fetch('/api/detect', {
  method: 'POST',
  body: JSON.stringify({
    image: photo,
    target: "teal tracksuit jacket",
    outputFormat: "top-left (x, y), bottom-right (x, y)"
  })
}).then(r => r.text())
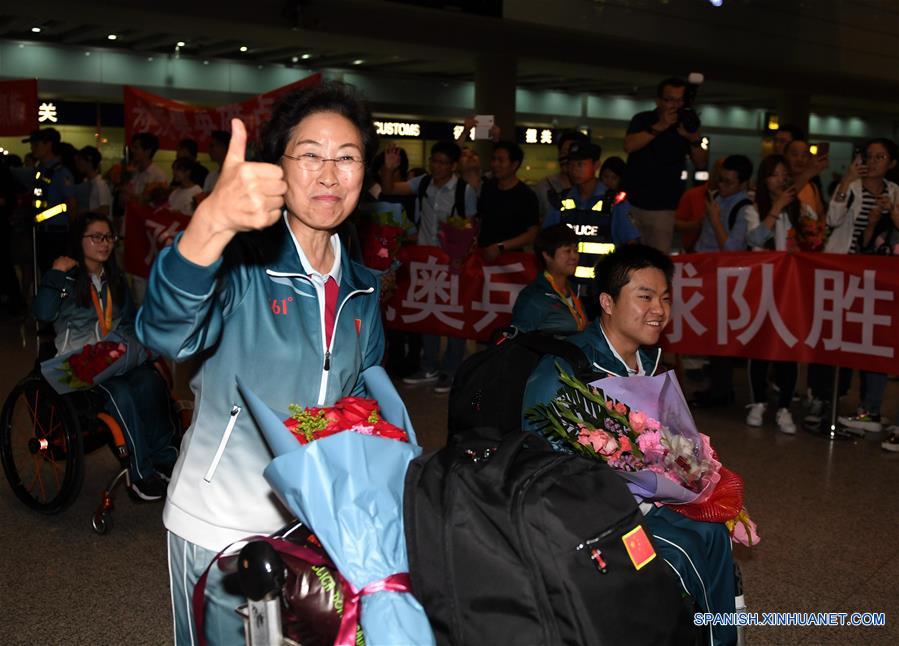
top-left (136, 218), bottom-right (383, 551)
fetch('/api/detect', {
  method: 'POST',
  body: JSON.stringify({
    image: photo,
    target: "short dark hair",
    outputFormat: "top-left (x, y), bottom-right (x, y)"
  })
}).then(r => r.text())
top-left (261, 81), bottom-right (378, 165)
top-left (177, 138), bottom-right (199, 158)
top-left (172, 157), bottom-right (194, 173)
top-left (132, 132), bottom-right (160, 157)
top-left (657, 77), bottom-right (687, 98)
top-left (776, 124), bottom-right (806, 142)
top-left (372, 147), bottom-right (409, 177)
top-left (210, 130), bottom-right (231, 148)
top-left (77, 145), bottom-right (102, 170)
top-left (865, 137), bottom-right (898, 162)
top-left (599, 156), bottom-right (626, 179)
top-left (557, 130), bottom-right (589, 152)
top-left (534, 224), bottom-right (579, 270)
top-left (722, 154), bottom-right (753, 183)
top-left (595, 244), bottom-right (674, 301)
top-left (493, 140), bottom-right (524, 166)
top-left (430, 140), bottom-right (461, 163)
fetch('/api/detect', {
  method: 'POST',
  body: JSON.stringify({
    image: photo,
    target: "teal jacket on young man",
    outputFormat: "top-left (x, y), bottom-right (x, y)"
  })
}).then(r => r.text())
top-left (136, 216), bottom-right (383, 552)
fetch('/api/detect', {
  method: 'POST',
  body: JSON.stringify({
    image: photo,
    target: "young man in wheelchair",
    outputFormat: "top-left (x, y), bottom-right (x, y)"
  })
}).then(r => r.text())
top-left (33, 212), bottom-right (178, 501)
top-left (523, 244), bottom-right (738, 645)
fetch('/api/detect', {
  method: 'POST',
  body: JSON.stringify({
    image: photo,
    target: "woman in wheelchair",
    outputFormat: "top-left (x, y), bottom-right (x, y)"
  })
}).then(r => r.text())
top-left (33, 212), bottom-right (177, 501)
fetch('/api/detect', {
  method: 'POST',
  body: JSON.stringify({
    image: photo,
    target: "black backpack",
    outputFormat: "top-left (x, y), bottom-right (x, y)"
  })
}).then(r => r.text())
top-left (403, 430), bottom-right (698, 645)
top-left (447, 331), bottom-right (596, 442)
top-left (727, 198), bottom-right (753, 230)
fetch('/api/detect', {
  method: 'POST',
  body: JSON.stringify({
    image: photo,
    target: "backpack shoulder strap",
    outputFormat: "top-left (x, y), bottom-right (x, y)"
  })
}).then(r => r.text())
top-left (514, 332), bottom-right (595, 380)
top-left (453, 178), bottom-right (468, 216)
top-left (728, 198), bottom-right (753, 230)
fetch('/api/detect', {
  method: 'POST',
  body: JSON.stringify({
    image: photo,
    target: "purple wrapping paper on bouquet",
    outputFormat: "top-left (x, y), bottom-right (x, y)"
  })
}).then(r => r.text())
top-left (589, 370), bottom-right (719, 505)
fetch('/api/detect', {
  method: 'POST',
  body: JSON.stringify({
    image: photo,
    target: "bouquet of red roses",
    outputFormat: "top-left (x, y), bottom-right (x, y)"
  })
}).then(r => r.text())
top-left (284, 396), bottom-right (409, 445)
top-left (59, 340), bottom-right (127, 389)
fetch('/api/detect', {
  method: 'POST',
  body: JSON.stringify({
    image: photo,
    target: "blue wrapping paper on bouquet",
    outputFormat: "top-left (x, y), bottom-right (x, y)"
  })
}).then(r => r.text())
top-left (40, 331), bottom-right (152, 395)
top-left (237, 367), bottom-right (435, 646)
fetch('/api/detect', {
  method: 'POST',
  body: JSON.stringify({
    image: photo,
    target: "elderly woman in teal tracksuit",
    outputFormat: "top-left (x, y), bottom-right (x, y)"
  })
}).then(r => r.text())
top-left (522, 245), bottom-right (737, 645)
top-left (511, 224), bottom-right (588, 336)
top-left (34, 212), bottom-right (176, 501)
top-left (136, 84), bottom-right (385, 644)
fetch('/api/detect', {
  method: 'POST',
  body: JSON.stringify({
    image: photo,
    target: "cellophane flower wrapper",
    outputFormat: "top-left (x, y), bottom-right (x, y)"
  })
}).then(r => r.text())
top-left (589, 370), bottom-right (721, 505)
top-left (437, 219), bottom-right (478, 274)
top-left (237, 368), bottom-right (434, 646)
top-left (40, 331), bottom-right (151, 394)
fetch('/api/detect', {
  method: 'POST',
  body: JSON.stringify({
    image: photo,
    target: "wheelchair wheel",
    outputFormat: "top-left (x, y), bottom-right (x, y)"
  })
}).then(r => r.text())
top-left (0, 375), bottom-right (84, 513)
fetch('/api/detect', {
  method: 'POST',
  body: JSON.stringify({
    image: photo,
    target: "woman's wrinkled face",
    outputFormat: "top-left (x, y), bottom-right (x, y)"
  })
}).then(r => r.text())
top-left (281, 111), bottom-right (365, 232)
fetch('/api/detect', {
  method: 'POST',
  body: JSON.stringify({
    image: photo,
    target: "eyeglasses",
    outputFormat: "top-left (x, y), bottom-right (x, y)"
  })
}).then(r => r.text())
top-left (83, 233), bottom-right (119, 244)
top-left (864, 153), bottom-right (890, 162)
top-left (282, 152), bottom-right (364, 173)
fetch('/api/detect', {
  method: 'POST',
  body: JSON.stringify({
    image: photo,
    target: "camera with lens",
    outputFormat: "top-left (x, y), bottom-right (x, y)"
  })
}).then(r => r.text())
top-left (678, 72), bottom-right (704, 133)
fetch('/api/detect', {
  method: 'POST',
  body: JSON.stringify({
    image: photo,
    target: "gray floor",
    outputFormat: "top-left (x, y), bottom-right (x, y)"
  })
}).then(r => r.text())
top-left (0, 316), bottom-right (896, 645)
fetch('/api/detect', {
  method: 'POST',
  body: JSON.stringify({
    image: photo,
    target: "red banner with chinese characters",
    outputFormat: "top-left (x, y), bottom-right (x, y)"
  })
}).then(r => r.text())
top-left (663, 252), bottom-right (899, 373)
top-left (384, 248), bottom-right (899, 373)
top-left (123, 74), bottom-right (321, 151)
top-left (384, 245), bottom-right (539, 343)
top-left (122, 204), bottom-right (191, 278)
top-left (0, 79), bottom-right (38, 136)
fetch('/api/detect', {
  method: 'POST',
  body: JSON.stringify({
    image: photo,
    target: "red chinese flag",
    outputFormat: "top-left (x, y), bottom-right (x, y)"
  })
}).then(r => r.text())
top-left (622, 525), bottom-right (656, 571)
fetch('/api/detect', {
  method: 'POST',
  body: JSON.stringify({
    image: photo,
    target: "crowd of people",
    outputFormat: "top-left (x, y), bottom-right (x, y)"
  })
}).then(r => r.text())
top-left (0, 75), bottom-right (897, 643)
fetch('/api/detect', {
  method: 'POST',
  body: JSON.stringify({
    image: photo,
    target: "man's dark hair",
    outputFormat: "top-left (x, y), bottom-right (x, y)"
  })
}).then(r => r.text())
top-left (722, 154), bottom-right (753, 184)
top-left (493, 140), bottom-right (524, 167)
top-left (776, 124), bottom-right (806, 142)
top-left (372, 148), bottom-right (409, 177)
top-left (599, 156), bottom-right (626, 179)
top-left (864, 137), bottom-right (898, 162)
top-left (595, 244), bottom-right (674, 300)
top-left (430, 140), bottom-right (461, 163)
top-left (534, 224), bottom-right (579, 269)
top-left (210, 130), bottom-right (232, 148)
top-left (557, 130), bottom-right (589, 153)
top-left (178, 138), bottom-right (199, 159)
top-left (132, 132), bottom-right (160, 157)
top-left (77, 145), bottom-right (102, 170)
top-left (261, 81), bottom-right (378, 164)
top-left (657, 77), bottom-right (687, 98)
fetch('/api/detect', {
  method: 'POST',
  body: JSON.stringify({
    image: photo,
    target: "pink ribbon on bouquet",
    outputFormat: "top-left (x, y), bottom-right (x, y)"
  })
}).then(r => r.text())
top-left (335, 572), bottom-right (413, 646)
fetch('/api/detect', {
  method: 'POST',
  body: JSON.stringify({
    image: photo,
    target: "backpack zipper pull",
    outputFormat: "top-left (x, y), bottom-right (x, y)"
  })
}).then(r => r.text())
top-left (590, 548), bottom-right (608, 574)
top-left (323, 350), bottom-right (331, 371)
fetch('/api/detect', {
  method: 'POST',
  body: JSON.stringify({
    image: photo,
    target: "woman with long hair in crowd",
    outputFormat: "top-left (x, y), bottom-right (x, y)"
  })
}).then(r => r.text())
top-left (33, 212), bottom-right (177, 499)
top-left (742, 154), bottom-right (824, 434)
top-left (136, 83), bottom-right (387, 644)
top-left (825, 138), bottom-right (899, 448)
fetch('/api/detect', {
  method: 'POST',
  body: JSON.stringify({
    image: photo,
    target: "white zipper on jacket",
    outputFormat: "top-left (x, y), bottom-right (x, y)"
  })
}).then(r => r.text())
top-left (204, 404), bottom-right (242, 482)
top-left (264, 269), bottom-right (373, 406)
top-left (318, 287), bottom-right (374, 405)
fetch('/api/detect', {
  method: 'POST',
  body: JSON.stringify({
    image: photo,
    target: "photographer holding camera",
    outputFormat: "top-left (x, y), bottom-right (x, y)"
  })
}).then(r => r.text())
top-left (624, 77), bottom-right (709, 254)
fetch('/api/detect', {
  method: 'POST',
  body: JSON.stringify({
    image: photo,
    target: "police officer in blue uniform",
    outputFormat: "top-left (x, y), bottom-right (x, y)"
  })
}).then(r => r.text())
top-left (543, 141), bottom-right (640, 318)
top-left (24, 128), bottom-right (75, 272)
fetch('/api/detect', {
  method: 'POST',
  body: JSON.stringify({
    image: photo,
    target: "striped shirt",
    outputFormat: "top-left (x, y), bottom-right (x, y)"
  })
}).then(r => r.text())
top-left (852, 184), bottom-right (883, 254)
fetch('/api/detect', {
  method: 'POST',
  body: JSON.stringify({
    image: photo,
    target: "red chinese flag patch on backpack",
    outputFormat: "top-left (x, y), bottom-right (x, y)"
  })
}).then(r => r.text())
top-left (622, 525), bottom-right (656, 571)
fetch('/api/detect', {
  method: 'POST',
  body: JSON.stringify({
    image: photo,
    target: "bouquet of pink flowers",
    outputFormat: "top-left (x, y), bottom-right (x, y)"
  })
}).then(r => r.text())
top-left (527, 365), bottom-right (758, 546)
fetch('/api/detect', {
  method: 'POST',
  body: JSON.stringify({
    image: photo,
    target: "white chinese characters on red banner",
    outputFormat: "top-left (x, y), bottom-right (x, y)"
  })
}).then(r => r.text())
top-left (664, 252), bottom-right (898, 374)
top-left (122, 204), bottom-right (192, 278)
top-left (123, 74), bottom-right (321, 151)
top-left (384, 246), bottom-right (538, 342)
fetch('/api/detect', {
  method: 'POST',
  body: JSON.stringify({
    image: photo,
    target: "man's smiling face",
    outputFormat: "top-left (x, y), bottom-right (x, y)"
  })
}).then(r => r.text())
top-left (602, 266), bottom-right (671, 348)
